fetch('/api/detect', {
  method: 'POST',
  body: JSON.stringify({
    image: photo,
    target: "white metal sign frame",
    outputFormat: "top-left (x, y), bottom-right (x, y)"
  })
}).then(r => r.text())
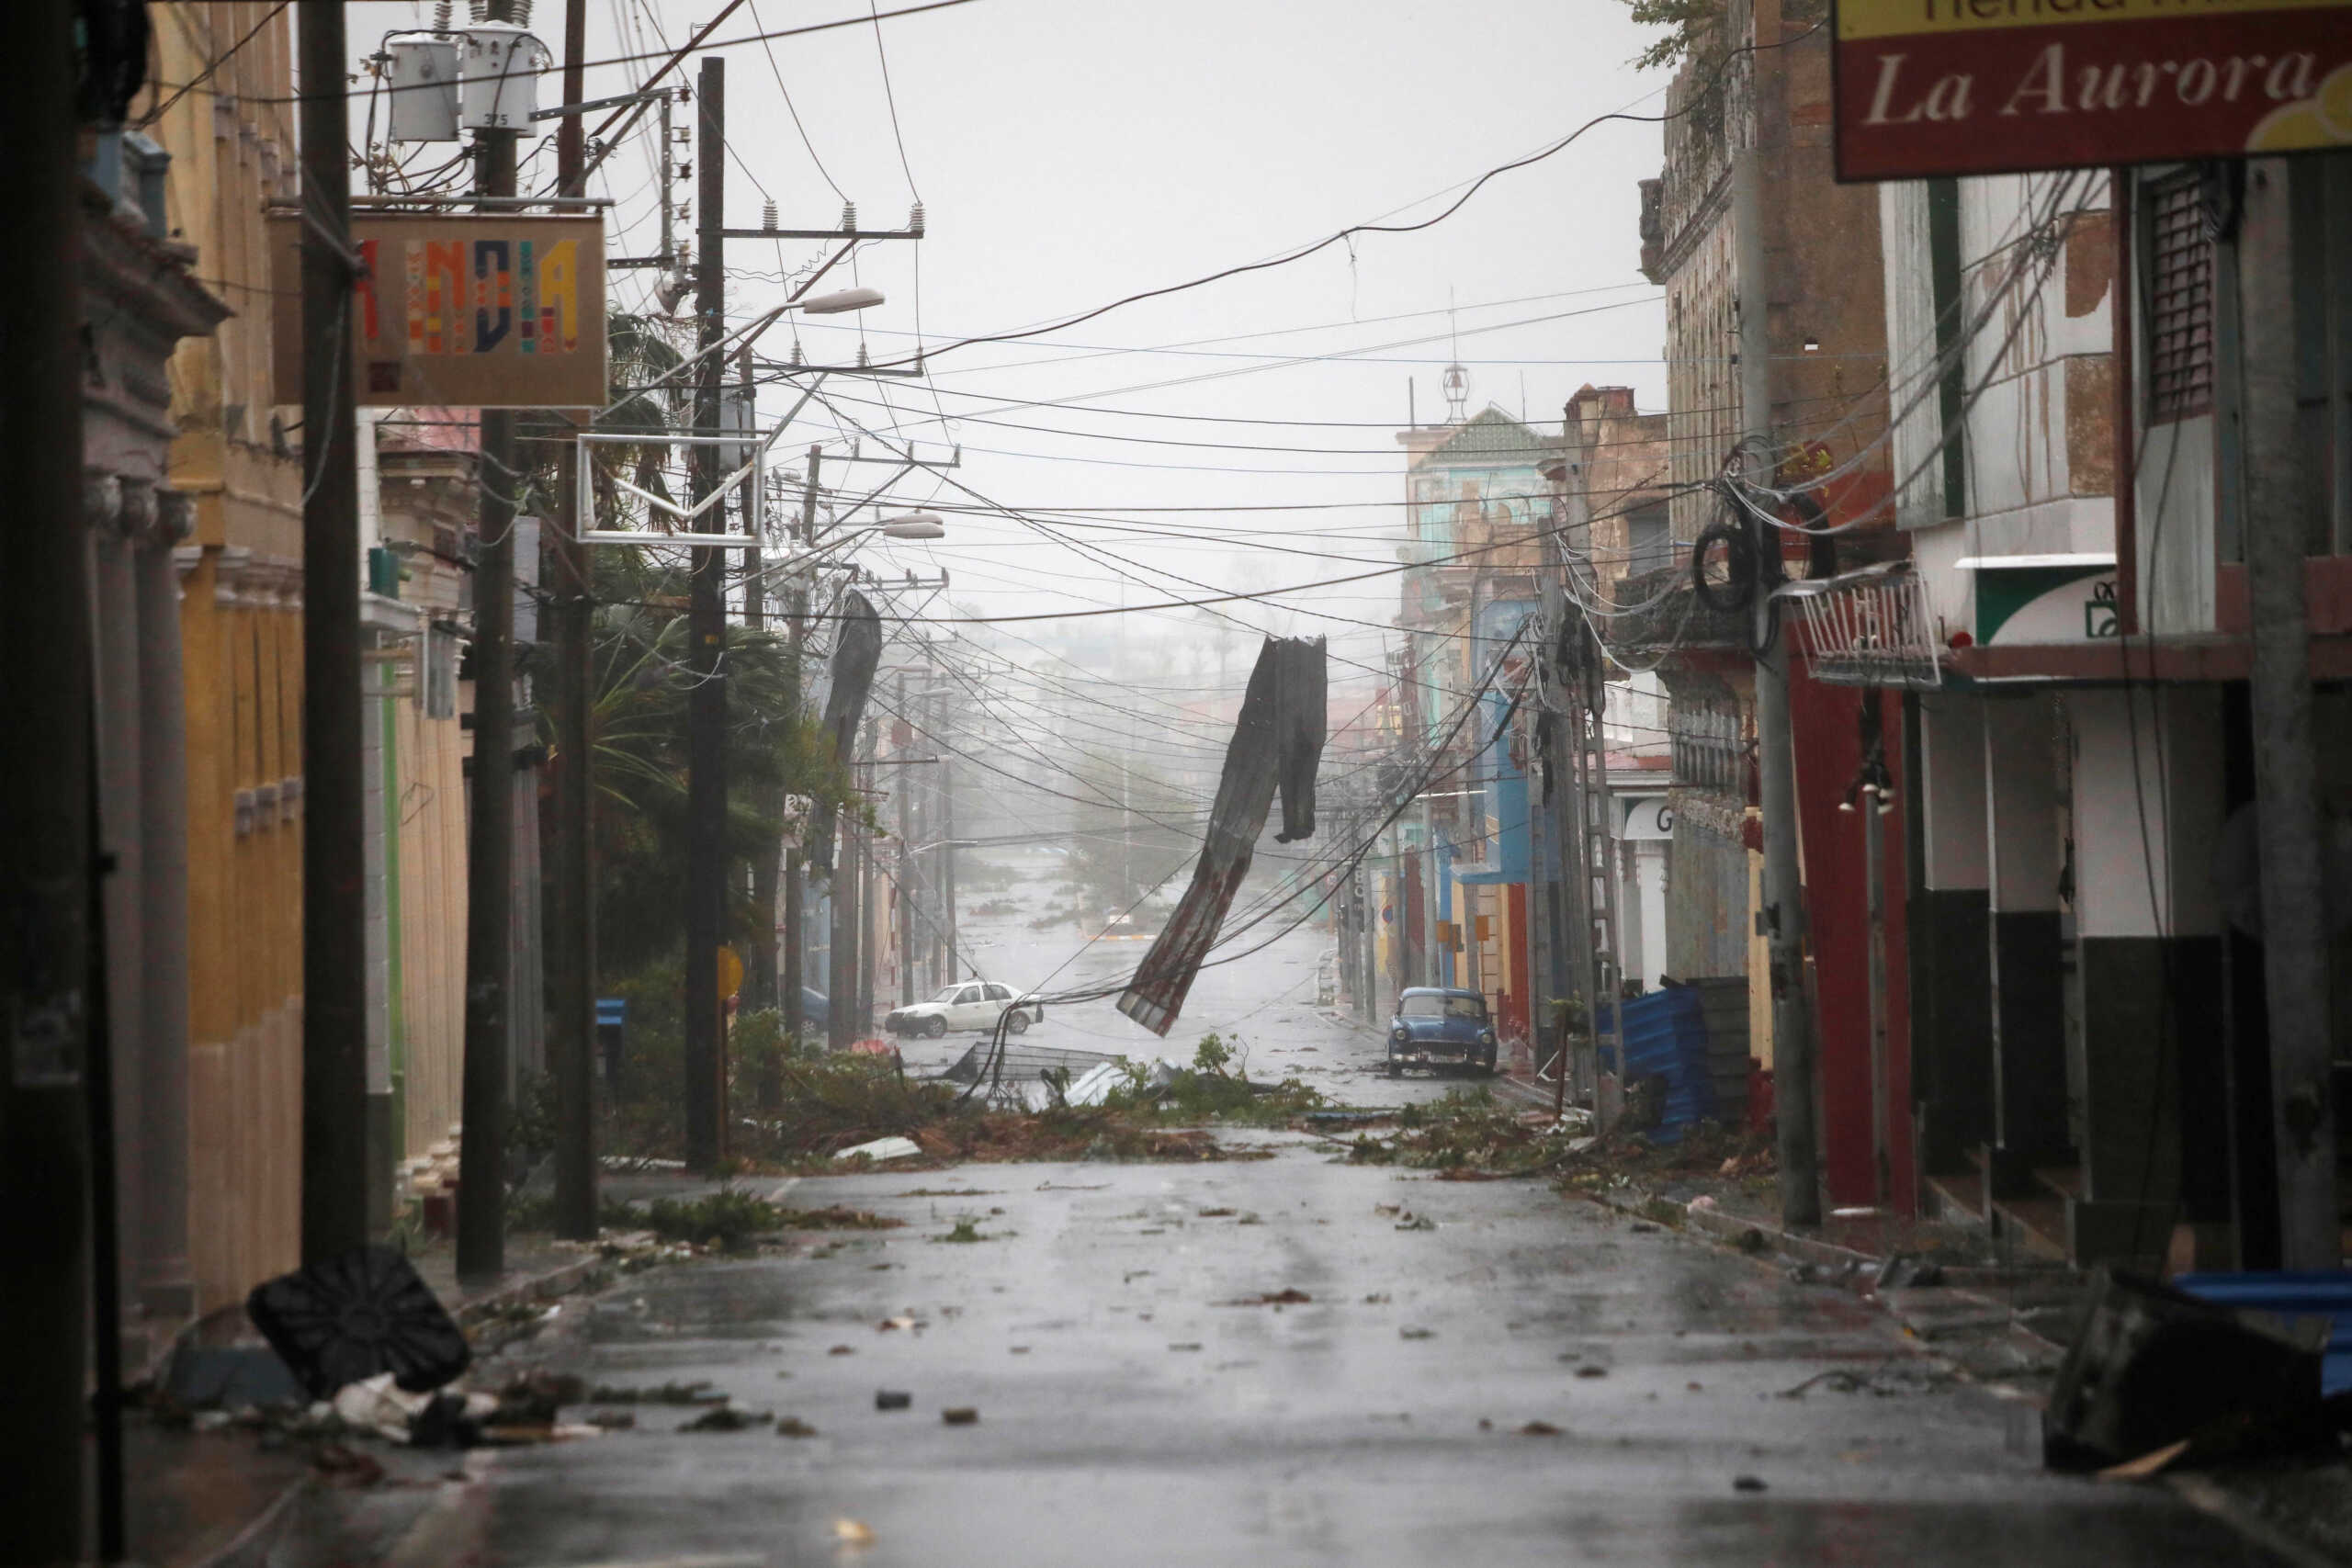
top-left (573, 425), bottom-right (788, 548)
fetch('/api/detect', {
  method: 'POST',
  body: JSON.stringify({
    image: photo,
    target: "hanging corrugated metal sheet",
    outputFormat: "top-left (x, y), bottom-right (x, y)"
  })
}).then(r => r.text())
top-left (1597, 986), bottom-right (1716, 1143)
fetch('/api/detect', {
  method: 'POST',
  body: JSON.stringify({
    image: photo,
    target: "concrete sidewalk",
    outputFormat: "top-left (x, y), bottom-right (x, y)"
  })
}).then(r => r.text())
top-left (133, 1236), bottom-right (624, 1568)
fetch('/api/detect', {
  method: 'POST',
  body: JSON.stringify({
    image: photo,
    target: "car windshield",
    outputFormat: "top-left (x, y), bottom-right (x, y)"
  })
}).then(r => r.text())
top-left (1399, 995), bottom-right (1446, 1018)
top-left (929, 987), bottom-right (964, 1003)
top-left (1446, 996), bottom-right (1487, 1021)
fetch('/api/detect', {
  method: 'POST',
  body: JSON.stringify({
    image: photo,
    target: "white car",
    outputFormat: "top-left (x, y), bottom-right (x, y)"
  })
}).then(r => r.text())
top-left (884, 980), bottom-right (1044, 1039)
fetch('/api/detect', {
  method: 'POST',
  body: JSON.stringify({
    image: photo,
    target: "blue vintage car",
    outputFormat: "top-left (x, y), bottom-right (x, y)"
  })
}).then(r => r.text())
top-left (1385, 987), bottom-right (1498, 1077)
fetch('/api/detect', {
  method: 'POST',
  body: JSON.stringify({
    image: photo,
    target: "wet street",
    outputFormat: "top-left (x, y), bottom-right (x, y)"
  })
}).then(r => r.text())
top-left (293, 1068), bottom-right (2285, 1566)
top-left (250, 852), bottom-right (2298, 1566)
top-left (888, 845), bottom-right (1447, 1111)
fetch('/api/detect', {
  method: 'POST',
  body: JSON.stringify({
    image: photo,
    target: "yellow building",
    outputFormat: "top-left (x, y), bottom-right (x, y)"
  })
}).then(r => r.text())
top-left (149, 4), bottom-right (306, 1314)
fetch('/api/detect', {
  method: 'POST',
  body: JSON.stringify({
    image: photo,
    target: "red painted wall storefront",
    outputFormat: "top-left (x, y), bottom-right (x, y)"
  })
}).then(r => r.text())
top-left (1788, 671), bottom-right (1917, 1214)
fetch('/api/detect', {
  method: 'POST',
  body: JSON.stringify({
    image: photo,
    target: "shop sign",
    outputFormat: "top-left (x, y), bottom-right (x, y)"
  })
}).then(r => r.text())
top-left (1960, 554), bottom-right (2121, 644)
top-left (272, 214), bottom-right (606, 408)
top-left (1835, 0), bottom-right (2352, 181)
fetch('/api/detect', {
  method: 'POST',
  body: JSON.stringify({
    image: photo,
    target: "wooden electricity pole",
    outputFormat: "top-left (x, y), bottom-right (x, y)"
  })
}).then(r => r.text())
top-left (546, 0), bottom-right (599, 1244)
top-left (457, 0), bottom-right (527, 1282)
top-left (682, 55), bottom-right (728, 1168)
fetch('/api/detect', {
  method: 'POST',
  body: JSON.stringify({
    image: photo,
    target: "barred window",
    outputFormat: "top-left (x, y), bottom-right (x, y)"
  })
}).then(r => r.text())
top-left (2145, 174), bottom-right (2213, 423)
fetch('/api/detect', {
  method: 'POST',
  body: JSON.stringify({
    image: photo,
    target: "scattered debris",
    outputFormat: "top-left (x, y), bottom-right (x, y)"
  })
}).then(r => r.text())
top-left (832, 1517), bottom-right (876, 1546)
top-left (1224, 1289), bottom-right (1312, 1306)
top-left (942, 1407), bottom-right (979, 1426)
top-left (245, 1245), bottom-right (470, 1401)
top-left (833, 1134), bottom-right (923, 1165)
top-left (2043, 1269), bottom-right (2333, 1472)
top-left (2098, 1438), bottom-right (2191, 1481)
top-left (1520, 1420), bottom-right (1561, 1437)
top-left (877, 1315), bottom-right (922, 1333)
top-left (1395, 1214), bottom-right (1438, 1233)
top-left (1197, 1208), bottom-right (1237, 1218)
top-left (1628, 1222), bottom-right (1660, 1234)
top-left (1732, 1475), bottom-right (1768, 1493)
top-left (1575, 1366), bottom-right (1608, 1380)
top-left (1399, 1327), bottom-right (1436, 1341)
top-left (1363, 1293), bottom-right (1392, 1305)
top-left (1872, 1254), bottom-right (1947, 1291)
top-left (1169, 1343), bottom-right (1204, 1352)
top-left (875, 1391), bottom-right (912, 1411)
top-left (827, 1346), bottom-right (856, 1357)
top-left (680, 1406), bottom-right (771, 1433)
top-left (776, 1417), bottom-right (819, 1438)
top-left (586, 1410), bottom-right (636, 1430)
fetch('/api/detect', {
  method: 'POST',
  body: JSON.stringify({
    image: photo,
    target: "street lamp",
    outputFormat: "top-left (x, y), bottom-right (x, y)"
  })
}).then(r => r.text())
top-left (876, 511), bottom-right (945, 540)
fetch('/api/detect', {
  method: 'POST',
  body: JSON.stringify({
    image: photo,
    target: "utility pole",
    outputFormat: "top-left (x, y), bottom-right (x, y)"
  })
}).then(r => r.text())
top-left (458, 0), bottom-right (527, 1282)
top-left (943, 748), bottom-right (960, 977)
top-left (780, 448), bottom-right (820, 1055)
top-left (859, 720), bottom-right (878, 1031)
top-left (298, 0), bottom-right (369, 1266)
top-left (2236, 159), bottom-right (2336, 1268)
top-left (742, 355), bottom-right (779, 1019)
top-left (547, 0), bottom-right (598, 1244)
top-left (898, 671), bottom-right (915, 1007)
top-left (682, 55), bottom-right (727, 1169)
top-left (1736, 149), bottom-right (1822, 1229)
top-left (0, 5), bottom-right (91, 1556)
top-left (829, 791), bottom-right (858, 1050)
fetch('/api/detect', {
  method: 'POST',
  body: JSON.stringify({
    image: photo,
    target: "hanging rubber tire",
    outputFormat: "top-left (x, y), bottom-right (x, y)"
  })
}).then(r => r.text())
top-left (1690, 515), bottom-right (1757, 615)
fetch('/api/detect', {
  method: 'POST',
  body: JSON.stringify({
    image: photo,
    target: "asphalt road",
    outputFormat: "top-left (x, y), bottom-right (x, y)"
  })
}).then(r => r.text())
top-left (340, 1161), bottom-right (2283, 1562)
top-left (890, 845), bottom-right (1448, 1111)
top-left (277, 851), bottom-right (2289, 1566)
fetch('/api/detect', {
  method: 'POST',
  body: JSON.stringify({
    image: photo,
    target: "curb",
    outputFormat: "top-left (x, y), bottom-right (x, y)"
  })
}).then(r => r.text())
top-left (451, 1253), bottom-right (611, 1327)
top-left (174, 1251), bottom-right (616, 1568)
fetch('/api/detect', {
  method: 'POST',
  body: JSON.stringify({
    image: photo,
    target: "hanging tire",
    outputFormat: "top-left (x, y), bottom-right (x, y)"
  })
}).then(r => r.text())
top-left (924, 1017), bottom-right (947, 1038)
top-left (1690, 515), bottom-right (1757, 615)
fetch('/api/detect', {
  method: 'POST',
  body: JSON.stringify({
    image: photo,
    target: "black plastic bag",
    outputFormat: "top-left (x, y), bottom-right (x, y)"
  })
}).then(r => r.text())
top-left (244, 1245), bottom-right (470, 1401)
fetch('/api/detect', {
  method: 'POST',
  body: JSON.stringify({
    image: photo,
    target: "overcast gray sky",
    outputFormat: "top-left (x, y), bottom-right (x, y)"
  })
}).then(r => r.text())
top-left (348, 0), bottom-right (1672, 673)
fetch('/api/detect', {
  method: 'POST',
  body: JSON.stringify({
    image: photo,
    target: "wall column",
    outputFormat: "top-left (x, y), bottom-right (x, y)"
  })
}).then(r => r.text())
top-left (90, 489), bottom-right (147, 1317)
top-left (136, 496), bottom-right (195, 1315)
top-left (1910, 696), bottom-right (1993, 1179)
top-left (1983, 696), bottom-right (2071, 1191)
top-left (2067, 685), bottom-right (2225, 1264)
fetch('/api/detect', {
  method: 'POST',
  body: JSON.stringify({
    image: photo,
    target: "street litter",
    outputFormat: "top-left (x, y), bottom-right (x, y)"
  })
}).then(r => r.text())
top-left (875, 1390), bottom-right (912, 1411)
top-left (1169, 1343), bottom-right (1203, 1352)
top-left (1399, 1326), bottom-right (1436, 1340)
top-left (1396, 1213), bottom-right (1437, 1232)
top-left (1732, 1475), bottom-right (1768, 1493)
top-left (776, 1417), bottom-right (820, 1438)
top-left (835, 1136), bottom-right (923, 1164)
top-left (832, 1518), bottom-right (876, 1546)
top-left (1575, 1366), bottom-right (1609, 1379)
top-left (1520, 1420), bottom-right (1561, 1436)
top-left (1222, 1288), bottom-right (1311, 1306)
top-left (245, 1244), bottom-right (470, 1401)
top-left (942, 1407), bottom-right (979, 1425)
top-left (681, 1406), bottom-right (771, 1432)
top-left (332, 1372), bottom-right (432, 1443)
top-left (2042, 1268), bottom-right (2335, 1472)
top-left (877, 1315), bottom-right (922, 1332)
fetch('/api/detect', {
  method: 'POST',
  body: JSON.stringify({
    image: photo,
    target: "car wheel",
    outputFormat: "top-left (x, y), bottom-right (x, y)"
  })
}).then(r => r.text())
top-left (1007, 1011), bottom-right (1029, 1035)
top-left (924, 1017), bottom-right (946, 1038)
